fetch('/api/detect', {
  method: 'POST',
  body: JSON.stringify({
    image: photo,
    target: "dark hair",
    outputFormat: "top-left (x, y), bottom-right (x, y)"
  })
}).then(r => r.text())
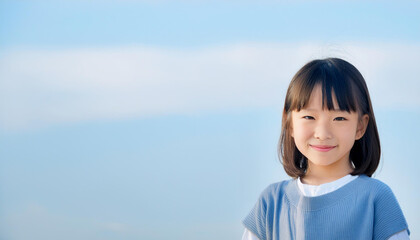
top-left (278, 58), bottom-right (380, 178)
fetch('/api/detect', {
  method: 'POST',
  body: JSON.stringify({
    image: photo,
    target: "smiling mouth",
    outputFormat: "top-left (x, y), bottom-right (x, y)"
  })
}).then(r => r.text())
top-left (310, 145), bottom-right (336, 152)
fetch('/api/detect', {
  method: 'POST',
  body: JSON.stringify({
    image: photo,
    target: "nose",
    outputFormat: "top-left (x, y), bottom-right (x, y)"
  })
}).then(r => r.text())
top-left (314, 121), bottom-right (333, 141)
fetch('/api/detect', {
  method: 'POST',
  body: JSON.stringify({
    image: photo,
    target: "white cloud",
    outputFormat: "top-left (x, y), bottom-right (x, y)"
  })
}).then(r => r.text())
top-left (1, 42), bottom-right (419, 131)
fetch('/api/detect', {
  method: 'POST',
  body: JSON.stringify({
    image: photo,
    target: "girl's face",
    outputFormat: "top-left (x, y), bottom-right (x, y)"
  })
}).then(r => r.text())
top-left (290, 85), bottom-right (369, 175)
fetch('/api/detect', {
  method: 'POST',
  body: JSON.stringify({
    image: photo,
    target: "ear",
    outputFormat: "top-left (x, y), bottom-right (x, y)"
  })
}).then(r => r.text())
top-left (355, 114), bottom-right (369, 140)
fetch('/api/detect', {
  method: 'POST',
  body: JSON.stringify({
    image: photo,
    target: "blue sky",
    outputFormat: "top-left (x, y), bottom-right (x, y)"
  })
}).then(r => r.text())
top-left (1, 1), bottom-right (420, 48)
top-left (0, 1), bottom-right (419, 239)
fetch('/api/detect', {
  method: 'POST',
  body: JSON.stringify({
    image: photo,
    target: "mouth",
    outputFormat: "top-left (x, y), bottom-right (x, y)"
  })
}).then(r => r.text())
top-left (310, 145), bottom-right (336, 152)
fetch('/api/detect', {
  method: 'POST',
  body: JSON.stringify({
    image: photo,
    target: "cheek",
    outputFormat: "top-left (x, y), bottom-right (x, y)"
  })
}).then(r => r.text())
top-left (291, 124), bottom-right (311, 143)
top-left (339, 125), bottom-right (358, 144)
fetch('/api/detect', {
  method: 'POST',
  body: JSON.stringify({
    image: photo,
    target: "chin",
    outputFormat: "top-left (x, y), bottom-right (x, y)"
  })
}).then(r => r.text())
top-left (308, 160), bottom-right (337, 166)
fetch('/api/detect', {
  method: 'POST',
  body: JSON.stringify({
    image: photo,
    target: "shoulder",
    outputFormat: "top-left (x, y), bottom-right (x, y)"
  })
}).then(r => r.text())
top-left (257, 179), bottom-right (294, 204)
top-left (356, 175), bottom-right (396, 198)
top-left (242, 179), bottom-right (295, 239)
top-left (261, 179), bottom-right (293, 195)
top-left (356, 176), bottom-right (410, 239)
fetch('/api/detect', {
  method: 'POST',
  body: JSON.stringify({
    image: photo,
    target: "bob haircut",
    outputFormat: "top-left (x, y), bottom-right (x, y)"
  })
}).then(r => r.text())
top-left (278, 58), bottom-right (380, 178)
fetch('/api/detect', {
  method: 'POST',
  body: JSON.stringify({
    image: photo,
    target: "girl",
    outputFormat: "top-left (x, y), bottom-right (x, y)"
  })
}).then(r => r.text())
top-left (242, 58), bottom-right (410, 240)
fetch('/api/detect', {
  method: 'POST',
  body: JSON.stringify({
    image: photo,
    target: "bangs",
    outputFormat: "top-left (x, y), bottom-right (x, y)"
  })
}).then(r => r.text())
top-left (285, 60), bottom-right (358, 113)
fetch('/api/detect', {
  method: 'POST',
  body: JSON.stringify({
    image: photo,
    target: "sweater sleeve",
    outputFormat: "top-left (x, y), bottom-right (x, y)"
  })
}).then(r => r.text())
top-left (242, 183), bottom-right (277, 240)
top-left (373, 184), bottom-right (410, 240)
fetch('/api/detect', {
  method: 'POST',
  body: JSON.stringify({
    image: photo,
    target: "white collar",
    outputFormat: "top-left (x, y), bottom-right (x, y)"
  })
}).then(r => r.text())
top-left (297, 174), bottom-right (359, 197)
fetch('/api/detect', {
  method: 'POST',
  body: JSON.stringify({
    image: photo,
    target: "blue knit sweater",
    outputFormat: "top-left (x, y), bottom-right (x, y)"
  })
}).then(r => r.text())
top-left (243, 175), bottom-right (409, 240)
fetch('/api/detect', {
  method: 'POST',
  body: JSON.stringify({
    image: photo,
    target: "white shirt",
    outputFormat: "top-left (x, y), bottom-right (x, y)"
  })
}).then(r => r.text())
top-left (242, 175), bottom-right (409, 240)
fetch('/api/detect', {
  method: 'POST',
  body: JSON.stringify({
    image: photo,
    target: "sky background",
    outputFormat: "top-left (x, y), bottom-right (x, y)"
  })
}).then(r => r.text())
top-left (0, 0), bottom-right (419, 239)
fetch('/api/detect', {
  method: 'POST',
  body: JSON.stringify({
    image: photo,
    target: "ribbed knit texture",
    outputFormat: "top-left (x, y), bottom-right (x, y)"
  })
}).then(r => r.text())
top-left (243, 175), bottom-right (409, 240)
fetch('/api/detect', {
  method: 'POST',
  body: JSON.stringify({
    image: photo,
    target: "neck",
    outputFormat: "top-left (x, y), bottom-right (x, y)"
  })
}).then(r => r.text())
top-left (301, 160), bottom-right (354, 186)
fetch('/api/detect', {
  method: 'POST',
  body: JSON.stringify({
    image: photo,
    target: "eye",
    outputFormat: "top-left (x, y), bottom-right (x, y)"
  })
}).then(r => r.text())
top-left (303, 116), bottom-right (315, 120)
top-left (334, 117), bottom-right (347, 121)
